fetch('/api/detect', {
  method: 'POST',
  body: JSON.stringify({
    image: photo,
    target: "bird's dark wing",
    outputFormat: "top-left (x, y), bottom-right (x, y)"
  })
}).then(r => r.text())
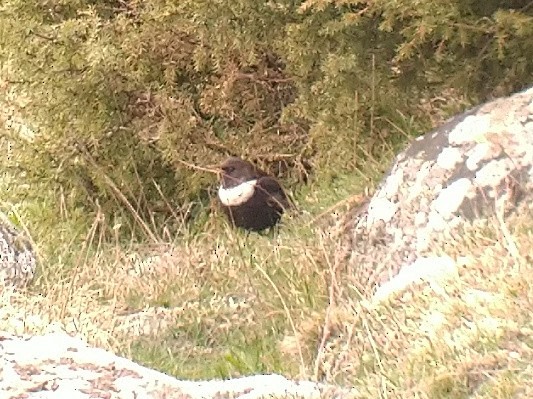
top-left (256, 176), bottom-right (290, 210)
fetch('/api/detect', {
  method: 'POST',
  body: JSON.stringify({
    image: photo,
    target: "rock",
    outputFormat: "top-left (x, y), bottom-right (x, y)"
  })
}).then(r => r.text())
top-left (0, 332), bottom-right (356, 399)
top-left (0, 213), bottom-right (36, 289)
top-left (337, 86), bottom-right (533, 297)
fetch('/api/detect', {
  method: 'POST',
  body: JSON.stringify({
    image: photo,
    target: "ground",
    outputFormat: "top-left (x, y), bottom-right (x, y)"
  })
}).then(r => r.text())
top-left (1, 175), bottom-right (531, 398)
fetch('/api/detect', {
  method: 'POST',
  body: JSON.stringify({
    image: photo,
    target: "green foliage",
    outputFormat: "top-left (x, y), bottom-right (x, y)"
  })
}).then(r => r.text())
top-left (131, 332), bottom-right (288, 380)
top-left (277, 0), bottom-right (533, 172)
top-left (1, 0), bottom-right (531, 232)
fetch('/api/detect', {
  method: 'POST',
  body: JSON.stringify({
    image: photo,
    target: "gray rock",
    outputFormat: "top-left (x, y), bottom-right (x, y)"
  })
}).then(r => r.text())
top-left (0, 332), bottom-right (356, 399)
top-left (0, 213), bottom-right (36, 288)
top-left (337, 87), bottom-right (533, 296)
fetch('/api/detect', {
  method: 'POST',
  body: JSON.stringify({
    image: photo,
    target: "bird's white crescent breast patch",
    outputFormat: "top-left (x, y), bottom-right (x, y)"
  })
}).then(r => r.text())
top-left (218, 180), bottom-right (257, 206)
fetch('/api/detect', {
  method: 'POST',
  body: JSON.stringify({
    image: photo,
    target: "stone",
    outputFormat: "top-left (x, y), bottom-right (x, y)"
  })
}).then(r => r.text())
top-left (0, 332), bottom-right (356, 399)
top-left (336, 87), bottom-right (533, 296)
top-left (0, 213), bottom-right (36, 289)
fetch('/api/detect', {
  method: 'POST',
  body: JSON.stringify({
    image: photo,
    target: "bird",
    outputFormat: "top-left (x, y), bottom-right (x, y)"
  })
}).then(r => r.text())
top-left (218, 157), bottom-right (291, 231)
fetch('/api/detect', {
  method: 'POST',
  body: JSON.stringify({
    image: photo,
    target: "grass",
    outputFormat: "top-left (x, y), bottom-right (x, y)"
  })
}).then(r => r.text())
top-left (2, 169), bottom-right (531, 398)
top-left (0, 164), bottom-right (366, 368)
top-left (2, 31), bottom-right (530, 396)
top-left (1, 115), bottom-right (532, 397)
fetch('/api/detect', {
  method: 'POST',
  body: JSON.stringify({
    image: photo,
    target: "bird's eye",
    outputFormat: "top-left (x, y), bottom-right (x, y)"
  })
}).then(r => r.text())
top-left (223, 166), bottom-right (235, 173)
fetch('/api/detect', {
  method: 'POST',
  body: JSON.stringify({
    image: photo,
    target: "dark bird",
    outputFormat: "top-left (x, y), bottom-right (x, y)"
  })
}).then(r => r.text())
top-left (218, 157), bottom-right (290, 231)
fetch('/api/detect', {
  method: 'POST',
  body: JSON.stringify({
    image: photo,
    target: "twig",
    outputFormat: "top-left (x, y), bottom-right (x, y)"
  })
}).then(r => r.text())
top-left (176, 159), bottom-right (219, 175)
top-left (305, 194), bottom-right (367, 227)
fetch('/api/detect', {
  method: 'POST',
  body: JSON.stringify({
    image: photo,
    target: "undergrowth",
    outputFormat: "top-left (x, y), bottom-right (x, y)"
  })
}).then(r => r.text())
top-left (1, 109), bottom-right (531, 398)
top-left (1, 165), bottom-right (532, 398)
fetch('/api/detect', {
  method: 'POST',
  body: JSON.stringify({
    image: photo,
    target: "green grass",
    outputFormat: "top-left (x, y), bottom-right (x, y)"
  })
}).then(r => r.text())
top-left (2, 124), bottom-right (532, 397)
top-left (114, 219), bottom-right (333, 379)
top-left (131, 326), bottom-right (290, 380)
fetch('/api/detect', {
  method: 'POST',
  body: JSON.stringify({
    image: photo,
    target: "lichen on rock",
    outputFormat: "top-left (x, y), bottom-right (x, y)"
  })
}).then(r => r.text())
top-left (337, 87), bottom-right (533, 297)
top-left (0, 332), bottom-right (355, 399)
top-left (0, 213), bottom-right (36, 289)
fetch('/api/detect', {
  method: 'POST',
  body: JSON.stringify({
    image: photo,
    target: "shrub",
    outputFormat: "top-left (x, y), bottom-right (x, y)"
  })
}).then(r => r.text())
top-left (1, 0), bottom-right (531, 232)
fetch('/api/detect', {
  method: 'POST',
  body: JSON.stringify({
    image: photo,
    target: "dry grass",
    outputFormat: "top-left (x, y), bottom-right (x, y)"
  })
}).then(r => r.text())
top-left (0, 202), bottom-right (334, 379)
top-left (1, 189), bottom-right (531, 398)
top-left (1, 112), bottom-right (531, 396)
top-left (299, 208), bottom-right (532, 398)
top-left (2, 40), bottom-right (530, 396)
